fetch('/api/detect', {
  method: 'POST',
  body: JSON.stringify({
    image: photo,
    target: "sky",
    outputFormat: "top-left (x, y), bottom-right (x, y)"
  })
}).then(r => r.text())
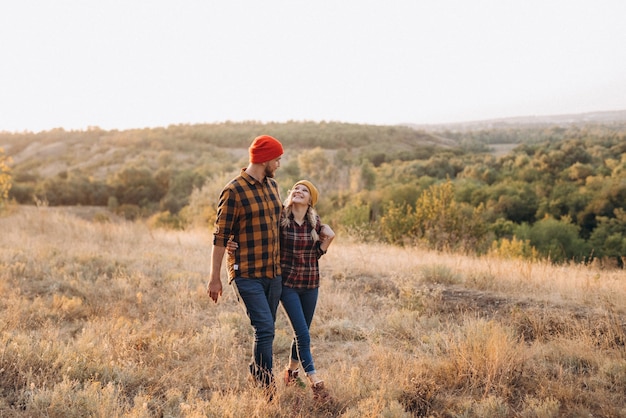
top-left (1, 0), bottom-right (626, 133)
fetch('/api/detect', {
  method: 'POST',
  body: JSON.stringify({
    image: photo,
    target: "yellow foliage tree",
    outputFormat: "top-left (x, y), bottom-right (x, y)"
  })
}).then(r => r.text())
top-left (379, 201), bottom-right (414, 245)
top-left (0, 147), bottom-right (12, 208)
top-left (413, 179), bottom-right (487, 251)
top-left (488, 237), bottom-right (539, 261)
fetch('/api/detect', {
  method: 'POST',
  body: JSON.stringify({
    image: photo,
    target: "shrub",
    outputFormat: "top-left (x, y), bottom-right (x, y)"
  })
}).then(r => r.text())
top-left (0, 147), bottom-right (12, 209)
top-left (114, 204), bottom-right (142, 221)
top-left (517, 216), bottom-right (589, 263)
top-left (489, 237), bottom-right (539, 261)
top-left (147, 211), bottom-right (186, 230)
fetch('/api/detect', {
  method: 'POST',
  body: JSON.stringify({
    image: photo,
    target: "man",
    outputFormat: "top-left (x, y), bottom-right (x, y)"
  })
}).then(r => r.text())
top-left (207, 134), bottom-right (284, 399)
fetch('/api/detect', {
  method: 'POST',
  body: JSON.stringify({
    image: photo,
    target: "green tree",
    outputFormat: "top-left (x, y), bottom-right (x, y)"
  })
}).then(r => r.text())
top-left (517, 216), bottom-right (589, 263)
top-left (110, 167), bottom-right (164, 208)
top-left (181, 169), bottom-right (238, 228)
top-left (158, 169), bottom-right (205, 214)
top-left (486, 182), bottom-right (539, 224)
top-left (35, 172), bottom-right (109, 206)
top-left (332, 196), bottom-right (375, 239)
top-left (360, 160), bottom-right (376, 191)
top-left (588, 209), bottom-right (626, 263)
top-left (538, 181), bottom-right (590, 222)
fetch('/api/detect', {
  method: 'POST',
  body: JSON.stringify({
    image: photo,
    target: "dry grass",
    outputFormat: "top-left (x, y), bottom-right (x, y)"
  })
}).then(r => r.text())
top-left (1, 206), bottom-right (625, 417)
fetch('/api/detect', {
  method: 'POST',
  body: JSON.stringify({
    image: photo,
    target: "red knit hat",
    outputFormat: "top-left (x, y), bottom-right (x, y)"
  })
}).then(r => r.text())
top-left (249, 135), bottom-right (284, 163)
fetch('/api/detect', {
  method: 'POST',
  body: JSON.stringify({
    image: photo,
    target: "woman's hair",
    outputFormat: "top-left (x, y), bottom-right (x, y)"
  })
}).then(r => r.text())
top-left (282, 197), bottom-right (320, 242)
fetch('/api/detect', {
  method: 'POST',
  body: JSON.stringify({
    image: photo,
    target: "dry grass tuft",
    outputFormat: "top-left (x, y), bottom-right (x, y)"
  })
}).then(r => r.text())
top-left (1, 206), bottom-right (626, 417)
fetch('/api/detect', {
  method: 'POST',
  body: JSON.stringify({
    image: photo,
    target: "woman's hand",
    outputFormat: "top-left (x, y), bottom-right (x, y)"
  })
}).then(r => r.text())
top-left (226, 239), bottom-right (238, 254)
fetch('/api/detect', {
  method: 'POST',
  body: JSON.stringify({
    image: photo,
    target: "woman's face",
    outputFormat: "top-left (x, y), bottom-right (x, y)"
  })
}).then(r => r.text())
top-left (289, 184), bottom-right (311, 206)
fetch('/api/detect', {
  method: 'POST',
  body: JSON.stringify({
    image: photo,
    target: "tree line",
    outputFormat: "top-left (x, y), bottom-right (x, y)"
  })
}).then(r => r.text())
top-left (2, 122), bottom-right (625, 265)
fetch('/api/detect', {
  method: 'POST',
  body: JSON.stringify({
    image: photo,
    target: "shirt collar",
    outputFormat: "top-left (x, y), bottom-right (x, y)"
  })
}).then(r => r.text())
top-left (241, 168), bottom-right (264, 185)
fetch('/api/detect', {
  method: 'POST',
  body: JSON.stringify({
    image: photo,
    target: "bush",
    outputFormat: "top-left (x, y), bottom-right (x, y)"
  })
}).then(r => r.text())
top-left (0, 148), bottom-right (12, 209)
top-left (517, 217), bottom-right (589, 263)
top-left (147, 211), bottom-right (186, 230)
top-left (488, 237), bottom-right (538, 261)
top-left (114, 204), bottom-right (142, 221)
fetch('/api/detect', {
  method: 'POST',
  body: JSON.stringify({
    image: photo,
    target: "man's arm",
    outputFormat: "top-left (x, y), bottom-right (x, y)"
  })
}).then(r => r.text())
top-left (207, 244), bottom-right (227, 303)
top-left (319, 224), bottom-right (335, 253)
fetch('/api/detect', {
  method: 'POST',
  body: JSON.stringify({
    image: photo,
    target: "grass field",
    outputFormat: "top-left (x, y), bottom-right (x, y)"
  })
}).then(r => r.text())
top-left (1, 206), bottom-right (625, 417)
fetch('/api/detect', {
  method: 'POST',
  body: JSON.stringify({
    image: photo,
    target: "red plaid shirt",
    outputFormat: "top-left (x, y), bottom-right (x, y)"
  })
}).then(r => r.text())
top-left (280, 212), bottom-right (326, 289)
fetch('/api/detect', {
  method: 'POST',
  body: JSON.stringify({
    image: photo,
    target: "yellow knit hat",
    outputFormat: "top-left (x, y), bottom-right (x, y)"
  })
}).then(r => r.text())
top-left (293, 180), bottom-right (318, 207)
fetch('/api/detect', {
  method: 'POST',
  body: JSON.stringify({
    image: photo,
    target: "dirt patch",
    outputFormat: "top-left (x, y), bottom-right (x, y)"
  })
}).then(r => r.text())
top-left (436, 286), bottom-right (518, 317)
top-left (434, 285), bottom-right (626, 346)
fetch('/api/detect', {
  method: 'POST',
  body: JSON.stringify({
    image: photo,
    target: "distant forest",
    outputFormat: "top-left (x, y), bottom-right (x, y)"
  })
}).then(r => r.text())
top-left (2, 120), bottom-right (626, 265)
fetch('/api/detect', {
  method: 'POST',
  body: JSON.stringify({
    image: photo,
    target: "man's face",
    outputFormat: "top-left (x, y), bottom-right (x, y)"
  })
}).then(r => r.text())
top-left (264, 156), bottom-right (281, 178)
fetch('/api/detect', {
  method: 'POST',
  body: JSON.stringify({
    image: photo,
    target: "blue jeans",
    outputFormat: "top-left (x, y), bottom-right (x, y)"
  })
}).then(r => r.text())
top-left (280, 285), bottom-right (319, 375)
top-left (232, 276), bottom-right (282, 386)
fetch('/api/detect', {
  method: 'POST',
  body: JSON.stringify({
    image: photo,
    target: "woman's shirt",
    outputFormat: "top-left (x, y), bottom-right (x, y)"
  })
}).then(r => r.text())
top-left (280, 212), bottom-right (325, 289)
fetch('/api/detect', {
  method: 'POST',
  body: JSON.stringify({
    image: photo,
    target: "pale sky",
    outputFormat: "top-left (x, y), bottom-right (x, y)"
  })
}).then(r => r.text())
top-left (1, 0), bottom-right (625, 133)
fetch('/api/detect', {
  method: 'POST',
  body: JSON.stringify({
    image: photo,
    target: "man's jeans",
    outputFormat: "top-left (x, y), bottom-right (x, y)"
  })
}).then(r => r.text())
top-left (280, 285), bottom-right (319, 375)
top-left (232, 276), bottom-right (282, 386)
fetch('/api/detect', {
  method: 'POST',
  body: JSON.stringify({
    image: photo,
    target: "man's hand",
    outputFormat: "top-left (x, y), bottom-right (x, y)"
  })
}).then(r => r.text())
top-left (208, 244), bottom-right (227, 303)
top-left (207, 277), bottom-right (223, 303)
top-left (319, 224), bottom-right (335, 254)
top-left (320, 224), bottom-right (335, 241)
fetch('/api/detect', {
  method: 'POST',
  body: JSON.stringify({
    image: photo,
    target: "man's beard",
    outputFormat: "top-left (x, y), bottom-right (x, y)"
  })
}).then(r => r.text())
top-left (264, 165), bottom-right (275, 178)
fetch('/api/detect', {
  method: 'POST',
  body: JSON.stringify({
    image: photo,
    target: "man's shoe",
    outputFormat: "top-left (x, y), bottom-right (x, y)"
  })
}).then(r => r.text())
top-left (263, 381), bottom-right (277, 402)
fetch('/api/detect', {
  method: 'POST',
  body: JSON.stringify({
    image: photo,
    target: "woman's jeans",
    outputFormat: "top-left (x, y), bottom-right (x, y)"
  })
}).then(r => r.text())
top-left (280, 285), bottom-right (319, 375)
top-left (233, 276), bottom-right (282, 387)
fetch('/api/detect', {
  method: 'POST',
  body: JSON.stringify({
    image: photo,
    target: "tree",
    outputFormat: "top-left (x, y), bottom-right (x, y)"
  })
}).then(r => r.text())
top-left (297, 147), bottom-right (340, 198)
top-left (411, 180), bottom-right (487, 251)
top-left (379, 201), bottom-right (414, 244)
top-left (0, 148), bottom-right (12, 208)
top-left (110, 167), bottom-right (164, 208)
top-left (486, 182), bottom-right (539, 224)
top-left (159, 169), bottom-right (205, 214)
top-left (588, 208), bottom-right (626, 265)
top-left (517, 216), bottom-right (589, 263)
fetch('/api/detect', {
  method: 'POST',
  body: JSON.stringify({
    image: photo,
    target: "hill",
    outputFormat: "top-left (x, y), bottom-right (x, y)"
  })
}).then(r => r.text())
top-left (0, 122), bottom-right (450, 180)
top-left (2, 114), bottom-right (626, 266)
top-left (4, 110), bottom-right (624, 181)
top-left (406, 109), bottom-right (626, 131)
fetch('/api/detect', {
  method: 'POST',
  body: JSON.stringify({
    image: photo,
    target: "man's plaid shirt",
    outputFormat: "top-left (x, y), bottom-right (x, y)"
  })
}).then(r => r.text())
top-left (213, 169), bottom-right (282, 282)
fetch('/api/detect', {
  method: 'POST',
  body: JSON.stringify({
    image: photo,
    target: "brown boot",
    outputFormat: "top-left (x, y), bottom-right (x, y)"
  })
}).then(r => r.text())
top-left (312, 381), bottom-right (331, 403)
top-left (285, 368), bottom-right (307, 387)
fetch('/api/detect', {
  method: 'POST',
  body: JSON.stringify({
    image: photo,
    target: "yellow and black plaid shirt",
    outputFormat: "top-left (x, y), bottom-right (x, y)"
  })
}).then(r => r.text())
top-left (213, 169), bottom-right (282, 282)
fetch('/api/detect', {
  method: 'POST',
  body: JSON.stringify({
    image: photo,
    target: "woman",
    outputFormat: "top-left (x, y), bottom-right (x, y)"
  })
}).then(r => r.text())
top-left (279, 180), bottom-right (334, 402)
top-left (227, 179), bottom-right (335, 402)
